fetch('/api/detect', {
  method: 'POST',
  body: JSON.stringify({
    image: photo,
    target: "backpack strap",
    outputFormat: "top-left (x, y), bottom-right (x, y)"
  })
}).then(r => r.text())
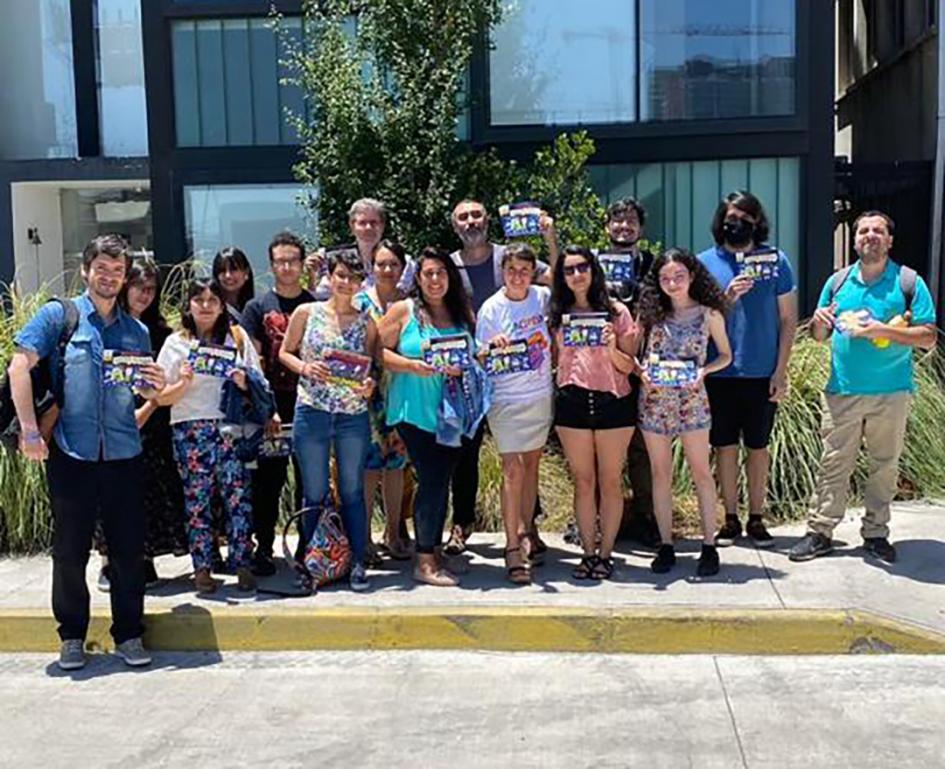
top-left (899, 266), bottom-right (917, 313)
top-left (51, 298), bottom-right (80, 406)
top-left (828, 265), bottom-right (854, 304)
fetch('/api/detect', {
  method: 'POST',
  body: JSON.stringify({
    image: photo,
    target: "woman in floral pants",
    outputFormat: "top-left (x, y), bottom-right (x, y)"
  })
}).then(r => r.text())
top-left (157, 278), bottom-right (263, 594)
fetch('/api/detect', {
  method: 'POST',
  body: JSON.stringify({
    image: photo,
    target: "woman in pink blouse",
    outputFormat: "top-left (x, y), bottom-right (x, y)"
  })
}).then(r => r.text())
top-left (550, 246), bottom-right (639, 581)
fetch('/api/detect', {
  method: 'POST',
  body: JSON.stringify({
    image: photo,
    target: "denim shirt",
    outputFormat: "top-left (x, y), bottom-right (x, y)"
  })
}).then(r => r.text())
top-left (14, 292), bottom-right (151, 461)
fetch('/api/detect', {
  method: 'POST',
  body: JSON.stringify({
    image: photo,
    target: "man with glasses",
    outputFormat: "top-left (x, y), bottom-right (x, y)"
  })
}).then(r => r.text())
top-left (698, 191), bottom-right (798, 549)
top-left (240, 231), bottom-right (314, 576)
top-left (443, 199), bottom-right (559, 556)
top-left (8, 234), bottom-right (166, 670)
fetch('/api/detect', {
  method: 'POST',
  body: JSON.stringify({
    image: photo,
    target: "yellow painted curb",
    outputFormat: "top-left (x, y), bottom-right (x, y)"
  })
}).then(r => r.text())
top-left (2, 606), bottom-right (945, 655)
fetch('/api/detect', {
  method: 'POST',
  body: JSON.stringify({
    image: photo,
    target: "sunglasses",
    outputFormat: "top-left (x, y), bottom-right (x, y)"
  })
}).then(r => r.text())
top-left (563, 262), bottom-right (591, 276)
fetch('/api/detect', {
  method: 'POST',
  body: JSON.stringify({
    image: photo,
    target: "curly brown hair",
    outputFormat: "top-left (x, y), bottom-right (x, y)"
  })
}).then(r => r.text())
top-left (637, 247), bottom-right (728, 330)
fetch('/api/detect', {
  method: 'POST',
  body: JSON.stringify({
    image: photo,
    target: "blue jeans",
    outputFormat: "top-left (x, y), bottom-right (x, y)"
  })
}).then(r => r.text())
top-left (293, 405), bottom-right (370, 562)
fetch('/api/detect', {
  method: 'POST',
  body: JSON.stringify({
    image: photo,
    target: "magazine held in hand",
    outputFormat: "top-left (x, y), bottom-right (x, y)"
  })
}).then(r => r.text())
top-left (323, 349), bottom-right (372, 388)
top-left (598, 252), bottom-right (636, 284)
top-left (499, 202), bottom-right (542, 239)
top-left (735, 247), bottom-right (780, 281)
top-left (188, 340), bottom-right (238, 378)
top-left (485, 336), bottom-right (542, 376)
top-left (259, 424), bottom-right (293, 458)
top-left (561, 312), bottom-right (609, 347)
top-left (646, 354), bottom-right (698, 388)
top-left (103, 350), bottom-right (153, 390)
top-left (421, 334), bottom-right (472, 371)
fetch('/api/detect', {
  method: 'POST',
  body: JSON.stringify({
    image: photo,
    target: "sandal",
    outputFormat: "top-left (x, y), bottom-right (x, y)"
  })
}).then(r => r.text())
top-left (363, 543), bottom-right (384, 570)
top-left (572, 554), bottom-right (598, 580)
top-left (523, 531), bottom-right (546, 567)
top-left (385, 538), bottom-right (413, 561)
top-left (504, 547), bottom-right (531, 585)
top-left (443, 525), bottom-right (469, 556)
top-left (590, 556), bottom-right (615, 581)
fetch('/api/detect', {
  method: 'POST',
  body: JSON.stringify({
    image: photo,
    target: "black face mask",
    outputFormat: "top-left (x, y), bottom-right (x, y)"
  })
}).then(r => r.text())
top-left (722, 218), bottom-right (755, 248)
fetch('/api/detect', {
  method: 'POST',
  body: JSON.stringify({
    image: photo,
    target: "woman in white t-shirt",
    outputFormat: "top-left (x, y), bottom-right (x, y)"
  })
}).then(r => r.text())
top-left (475, 243), bottom-right (553, 585)
top-left (156, 278), bottom-right (263, 595)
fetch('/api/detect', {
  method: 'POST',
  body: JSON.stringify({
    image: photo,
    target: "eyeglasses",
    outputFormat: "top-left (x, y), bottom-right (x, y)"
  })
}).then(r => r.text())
top-left (272, 258), bottom-right (302, 270)
top-left (563, 263), bottom-right (591, 276)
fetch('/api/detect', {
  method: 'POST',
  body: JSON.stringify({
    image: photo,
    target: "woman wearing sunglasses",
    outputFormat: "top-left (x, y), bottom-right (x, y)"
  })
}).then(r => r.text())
top-left (551, 246), bottom-right (639, 581)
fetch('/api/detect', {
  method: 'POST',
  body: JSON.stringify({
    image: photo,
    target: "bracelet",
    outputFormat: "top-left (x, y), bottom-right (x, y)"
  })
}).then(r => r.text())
top-left (22, 429), bottom-right (43, 443)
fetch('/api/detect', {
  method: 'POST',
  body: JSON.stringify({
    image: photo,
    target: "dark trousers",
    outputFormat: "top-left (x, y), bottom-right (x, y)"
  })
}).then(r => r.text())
top-left (397, 423), bottom-right (463, 554)
top-left (450, 421), bottom-right (485, 530)
top-left (47, 444), bottom-right (145, 644)
top-left (253, 390), bottom-right (303, 556)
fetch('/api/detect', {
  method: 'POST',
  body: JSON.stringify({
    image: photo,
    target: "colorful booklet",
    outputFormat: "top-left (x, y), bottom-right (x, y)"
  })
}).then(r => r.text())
top-left (646, 355), bottom-right (698, 388)
top-left (188, 340), bottom-right (238, 378)
top-left (499, 202), bottom-right (542, 239)
top-left (598, 252), bottom-right (636, 284)
top-left (421, 334), bottom-right (472, 371)
top-left (259, 424), bottom-right (293, 458)
top-left (836, 308), bottom-right (874, 336)
top-left (103, 350), bottom-right (152, 390)
top-left (736, 247), bottom-right (780, 281)
top-left (323, 349), bottom-right (372, 387)
top-left (485, 337), bottom-right (542, 377)
top-left (561, 312), bottom-right (609, 347)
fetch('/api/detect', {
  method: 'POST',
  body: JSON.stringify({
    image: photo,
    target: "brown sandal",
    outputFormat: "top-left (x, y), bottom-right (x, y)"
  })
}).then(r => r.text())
top-left (505, 547), bottom-right (531, 585)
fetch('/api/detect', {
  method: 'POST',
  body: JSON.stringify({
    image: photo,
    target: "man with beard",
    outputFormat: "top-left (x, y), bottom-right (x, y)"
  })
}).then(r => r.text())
top-left (790, 211), bottom-right (936, 563)
top-left (444, 199), bottom-right (558, 557)
top-left (698, 191), bottom-right (798, 549)
top-left (598, 198), bottom-right (658, 546)
top-left (241, 231), bottom-right (314, 576)
top-left (9, 234), bottom-right (166, 670)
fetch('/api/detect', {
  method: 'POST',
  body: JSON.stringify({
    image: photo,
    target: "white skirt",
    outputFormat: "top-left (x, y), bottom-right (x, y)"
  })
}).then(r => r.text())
top-left (487, 393), bottom-right (554, 454)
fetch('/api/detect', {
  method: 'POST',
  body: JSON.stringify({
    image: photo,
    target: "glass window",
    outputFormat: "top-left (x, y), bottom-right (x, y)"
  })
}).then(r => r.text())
top-left (95, 0), bottom-right (148, 156)
top-left (589, 156), bottom-right (800, 271)
top-left (0, 0), bottom-right (77, 160)
top-left (640, 0), bottom-right (796, 121)
top-left (172, 18), bottom-right (303, 147)
top-left (184, 184), bottom-right (315, 285)
top-left (489, 0), bottom-right (637, 126)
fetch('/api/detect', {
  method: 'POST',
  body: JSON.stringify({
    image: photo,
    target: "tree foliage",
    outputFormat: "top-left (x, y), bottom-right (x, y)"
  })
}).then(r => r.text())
top-left (279, 0), bottom-right (608, 253)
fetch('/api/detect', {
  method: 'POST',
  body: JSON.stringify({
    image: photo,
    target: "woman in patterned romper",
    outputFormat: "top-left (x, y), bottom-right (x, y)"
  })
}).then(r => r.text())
top-left (637, 248), bottom-right (732, 577)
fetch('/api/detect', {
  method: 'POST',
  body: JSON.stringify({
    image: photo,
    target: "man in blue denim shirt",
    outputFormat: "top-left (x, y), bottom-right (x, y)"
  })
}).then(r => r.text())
top-left (8, 234), bottom-right (165, 671)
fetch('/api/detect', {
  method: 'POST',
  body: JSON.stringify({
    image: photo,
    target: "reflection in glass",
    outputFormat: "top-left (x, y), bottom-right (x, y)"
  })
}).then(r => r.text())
top-left (489, 0), bottom-right (636, 126)
top-left (96, 0), bottom-right (149, 156)
top-left (184, 185), bottom-right (316, 286)
top-left (641, 0), bottom-right (796, 120)
top-left (0, 0), bottom-right (77, 159)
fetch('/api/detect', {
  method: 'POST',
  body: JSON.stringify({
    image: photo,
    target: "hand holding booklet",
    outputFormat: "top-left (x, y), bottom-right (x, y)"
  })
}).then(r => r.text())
top-left (561, 312), bottom-right (609, 347)
top-left (499, 202), bottom-right (542, 239)
top-left (259, 424), bottom-right (293, 458)
top-left (484, 337), bottom-right (541, 376)
top-left (188, 340), bottom-right (238, 378)
top-left (103, 350), bottom-right (153, 390)
top-left (323, 349), bottom-right (372, 387)
top-left (421, 334), bottom-right (472, 371)
top-left (598, 252), bottom-right (636, 284)
top-left (646, 355), bottom-right (698, 388)
top-left (735, 247), bottom-right (780, 281)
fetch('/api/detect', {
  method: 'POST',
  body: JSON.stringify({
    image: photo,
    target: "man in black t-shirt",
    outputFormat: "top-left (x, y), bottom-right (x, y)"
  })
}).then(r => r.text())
top-left (240, 231), bottom-right (315, 575)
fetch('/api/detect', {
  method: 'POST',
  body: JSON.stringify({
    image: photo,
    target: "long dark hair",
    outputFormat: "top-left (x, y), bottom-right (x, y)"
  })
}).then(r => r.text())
top-left (181, 278), bottom-right (231, 344)
top-left (212, 246), bottom-right (255, 311)
top-left (119, 255), bottom-right (172, 347)
top-left (411, 246), bottom-right (474, 330)
top-left (550, 245), bottom-right (614, 329)
top-left (637, 248), bottom-right (728, 330)
top-left (711, 190), bottom-right (770, 245)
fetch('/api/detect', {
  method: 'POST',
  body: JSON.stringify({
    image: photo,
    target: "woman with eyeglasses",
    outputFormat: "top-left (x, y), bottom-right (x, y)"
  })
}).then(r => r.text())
top-left (279, 248), bottom-right (377, 593)
top-left (155, 279), bottom-right (262, 595)
top-left (377, 247), bottom-right (478, 587)
top-left (551, 246), bottom-right (639, 581)
top-left (354, 240), bottom-right (411, 562)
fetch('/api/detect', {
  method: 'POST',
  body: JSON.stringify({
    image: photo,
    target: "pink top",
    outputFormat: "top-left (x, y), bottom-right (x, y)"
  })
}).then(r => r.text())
top-left (555, 303), bottom-right (636, 397)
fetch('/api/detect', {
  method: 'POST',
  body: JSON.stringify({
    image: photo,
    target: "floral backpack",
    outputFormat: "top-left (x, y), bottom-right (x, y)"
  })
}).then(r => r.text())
top-left (279, 497), bottom-right (352, 593)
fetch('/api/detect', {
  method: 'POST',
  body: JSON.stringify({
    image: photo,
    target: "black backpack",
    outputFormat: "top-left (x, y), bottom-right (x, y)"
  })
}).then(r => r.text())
top-left (0, 298), bottom-right (80, 450)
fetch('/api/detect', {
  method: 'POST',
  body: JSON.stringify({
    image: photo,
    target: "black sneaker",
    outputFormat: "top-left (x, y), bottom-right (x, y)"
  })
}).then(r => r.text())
top-left (697, 545), bottom-right (720, 577)
top-left (863, 537), bottom-right (897, 563)
top-left (745, 517), bottom-right (775, 549)
top-left (251, 551), bottom-right (277, 577)
top-left (650, 544), bottom-right (676, 574)
top-left (788, 532), bottom-right (833, 562)
top-left (714, 516), bottom-right (742, 547)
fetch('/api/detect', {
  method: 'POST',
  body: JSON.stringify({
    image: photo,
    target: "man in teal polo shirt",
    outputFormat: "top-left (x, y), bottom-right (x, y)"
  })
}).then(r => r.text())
top-left (789, 211), bottom-right (937, 563)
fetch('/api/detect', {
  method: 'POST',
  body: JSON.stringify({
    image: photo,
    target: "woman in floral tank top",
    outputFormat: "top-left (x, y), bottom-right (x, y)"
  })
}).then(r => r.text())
top-left (637, 248), bottom-right (731, 579)
top-left (279, 249), bottom-right (377, 592)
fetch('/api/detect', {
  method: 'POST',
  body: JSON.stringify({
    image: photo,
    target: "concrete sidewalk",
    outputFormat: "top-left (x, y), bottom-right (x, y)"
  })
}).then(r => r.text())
top-left (1, 501), bottom-right (943, 653)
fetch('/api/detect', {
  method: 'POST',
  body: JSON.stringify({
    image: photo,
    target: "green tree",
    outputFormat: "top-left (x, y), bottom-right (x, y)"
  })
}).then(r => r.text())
top-left (279, 0), bottom-right (608, 253)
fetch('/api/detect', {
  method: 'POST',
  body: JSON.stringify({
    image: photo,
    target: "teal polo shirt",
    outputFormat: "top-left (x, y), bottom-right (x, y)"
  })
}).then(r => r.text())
top-left (817, 259), bottom-right (936, 395)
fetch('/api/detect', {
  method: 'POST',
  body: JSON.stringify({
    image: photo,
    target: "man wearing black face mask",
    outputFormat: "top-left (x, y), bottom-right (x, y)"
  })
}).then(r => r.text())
top-left (698, 191), bottom-right (798, 548)
top-left (596, 199), bottom-right (658, 545)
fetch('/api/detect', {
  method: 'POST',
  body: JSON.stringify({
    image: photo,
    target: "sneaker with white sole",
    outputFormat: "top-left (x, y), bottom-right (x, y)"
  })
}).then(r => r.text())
top-left (115, 637), bottom-right (151, 667)
top-left (58, 639), bottom-right (86, 671)
top-left (349, 562), bottom-right (370, 592)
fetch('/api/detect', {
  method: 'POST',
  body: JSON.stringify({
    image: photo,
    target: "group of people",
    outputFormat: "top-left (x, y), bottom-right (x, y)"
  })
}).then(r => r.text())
top-left (7, 191), bottom-right (937, 671)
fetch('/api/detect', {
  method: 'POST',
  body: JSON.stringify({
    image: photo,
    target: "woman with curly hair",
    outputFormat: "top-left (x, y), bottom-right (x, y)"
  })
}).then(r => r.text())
top-left (551, 245), bottom-right (639, 581)
top-left (637, 248), bottom-right (732, 577)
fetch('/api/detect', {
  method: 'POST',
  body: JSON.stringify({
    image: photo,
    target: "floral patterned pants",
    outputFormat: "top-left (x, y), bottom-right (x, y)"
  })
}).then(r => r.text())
top-left (171, 420), bottom-right (253, 571)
